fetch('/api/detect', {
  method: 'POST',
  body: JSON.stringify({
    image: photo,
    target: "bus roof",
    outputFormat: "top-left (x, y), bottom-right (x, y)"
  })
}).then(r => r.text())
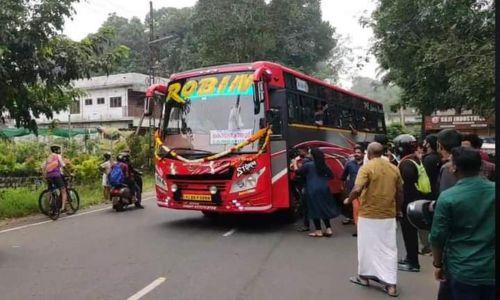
top-left (169, 61), bottom-right (383, 106)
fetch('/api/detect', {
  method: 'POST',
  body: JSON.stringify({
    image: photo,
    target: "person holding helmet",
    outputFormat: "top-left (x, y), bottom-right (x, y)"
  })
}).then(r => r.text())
top-left (42, 145), bottom-right (68, 212)
top-left (394, 134), bottom-right (426, 273)
top-left (429, 147), bottom-right (495, 299)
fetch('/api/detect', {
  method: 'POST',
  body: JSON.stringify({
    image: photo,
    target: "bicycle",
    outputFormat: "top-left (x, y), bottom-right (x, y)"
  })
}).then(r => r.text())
top-left (38, 176), bottom-right (80, 220)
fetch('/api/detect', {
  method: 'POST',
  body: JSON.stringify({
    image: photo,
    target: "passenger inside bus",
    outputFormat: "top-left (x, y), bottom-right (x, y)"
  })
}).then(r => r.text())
top-left (314, 102), bottom-right (328, 126)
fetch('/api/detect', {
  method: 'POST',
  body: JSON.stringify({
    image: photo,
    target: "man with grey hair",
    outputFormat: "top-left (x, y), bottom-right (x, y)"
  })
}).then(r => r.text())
top-left (344, 142), bottom-right (404, 297)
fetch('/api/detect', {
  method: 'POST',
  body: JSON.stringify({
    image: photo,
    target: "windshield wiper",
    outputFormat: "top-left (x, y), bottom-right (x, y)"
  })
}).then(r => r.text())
top-left (170, 147), bottom-right (213, 154)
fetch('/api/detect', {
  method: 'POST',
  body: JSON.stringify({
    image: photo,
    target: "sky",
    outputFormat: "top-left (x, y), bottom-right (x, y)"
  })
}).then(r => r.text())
top-left (63, 0), bottom-right (380, 87)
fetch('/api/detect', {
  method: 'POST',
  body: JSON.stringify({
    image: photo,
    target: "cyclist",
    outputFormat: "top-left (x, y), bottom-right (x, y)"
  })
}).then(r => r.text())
top-left (42, 145), bottom-right (68, 212)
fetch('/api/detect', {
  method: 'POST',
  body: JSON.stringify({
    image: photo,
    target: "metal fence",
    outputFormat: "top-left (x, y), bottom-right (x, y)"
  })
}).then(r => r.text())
top-left (0, 176), bottom-right (44, 190)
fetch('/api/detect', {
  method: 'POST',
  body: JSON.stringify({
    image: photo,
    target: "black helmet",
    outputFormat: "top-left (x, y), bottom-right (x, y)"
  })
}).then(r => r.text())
top-left (50, 145), bottom-right (61, 154)
top-left (103, 152), bottom-right (111, 160)
top-left (374, 134), bottom-right (388, 145)
top-left (393, 134), bottom-right (417, 157)
top-left (406, 200), bottom-right (434, 231)
top-left (117, 152), bottom-right (130, 163)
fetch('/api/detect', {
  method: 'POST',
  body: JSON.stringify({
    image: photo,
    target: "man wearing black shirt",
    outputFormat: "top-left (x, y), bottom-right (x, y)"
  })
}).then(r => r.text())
top-left (419, 134), bottom-right (442, 255)
top-left (394, 134), bottom-right (421, 272)
top-left (422, 134), bottom-right (441, 202)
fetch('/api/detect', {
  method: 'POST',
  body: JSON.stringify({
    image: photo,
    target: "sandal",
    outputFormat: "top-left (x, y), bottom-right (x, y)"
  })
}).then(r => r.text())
top-left (349, 276), bottom-right (369, 287)
top-left (323, 230), bottom-right (333, 237)
top-left (308, 232), bottom-right (323, 237)
top-left (384, 285), bottom-right (399, 297)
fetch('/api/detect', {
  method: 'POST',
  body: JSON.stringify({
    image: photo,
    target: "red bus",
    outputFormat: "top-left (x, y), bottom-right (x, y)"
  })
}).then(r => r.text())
top-left (145, 61), bottom-right (385, 217)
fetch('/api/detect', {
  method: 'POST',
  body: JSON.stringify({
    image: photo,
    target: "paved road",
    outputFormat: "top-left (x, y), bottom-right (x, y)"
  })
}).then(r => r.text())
top-left (0, 194), bottom-right (438, 300)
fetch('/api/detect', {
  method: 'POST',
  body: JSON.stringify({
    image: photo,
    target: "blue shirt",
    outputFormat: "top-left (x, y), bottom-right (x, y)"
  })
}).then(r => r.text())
top-left (341, 159), bottom-right (362, 193)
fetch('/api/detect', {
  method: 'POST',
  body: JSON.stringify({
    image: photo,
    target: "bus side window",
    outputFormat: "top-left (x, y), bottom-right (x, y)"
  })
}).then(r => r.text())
top-left (287, 93), bottom-right (298, 123)
top-left (300, 96), bottom-right (314, 124)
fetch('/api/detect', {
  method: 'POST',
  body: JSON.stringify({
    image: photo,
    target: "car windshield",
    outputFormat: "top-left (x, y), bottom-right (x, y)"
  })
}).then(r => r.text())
top-left (160, 72), bottom-right (265, 156)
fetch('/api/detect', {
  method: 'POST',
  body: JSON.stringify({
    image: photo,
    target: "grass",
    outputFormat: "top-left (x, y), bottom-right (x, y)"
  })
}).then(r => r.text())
top-left (0, 173), bottom-right (154, 220)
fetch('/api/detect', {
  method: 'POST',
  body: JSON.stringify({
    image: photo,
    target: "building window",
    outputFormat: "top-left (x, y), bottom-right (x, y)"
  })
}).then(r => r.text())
top-left (69, 100), bottom-right (80, 114)
top-left (85, 98), bottom-right (92, 106)
top-left (97, 97), bottom-right (105, 104)
top-left (110, 96), bottom-right (122, 108)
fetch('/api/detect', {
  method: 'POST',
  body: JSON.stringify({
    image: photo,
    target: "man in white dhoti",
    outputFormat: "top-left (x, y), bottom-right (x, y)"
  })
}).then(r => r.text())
top-left (344, 142), bottom-right (404, 297)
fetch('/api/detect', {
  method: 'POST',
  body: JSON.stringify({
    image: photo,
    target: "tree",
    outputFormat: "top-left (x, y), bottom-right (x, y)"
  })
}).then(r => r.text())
top-left (97, 13), bottom-right (148, 75)
top-left (369, 0), bottom-right (494, 116)
top-left (189, 0), bottom-right (275, 67)
top-left (350, 76), bottom-right (402, 112)
top-left (0, 0), bottom-right (129, 131)
top-left (267, 0), bottom-right (338, 75)
top-left (147, 7), bottom-right (196, 77)
top-left (93, 0), bottom-right (347, 81)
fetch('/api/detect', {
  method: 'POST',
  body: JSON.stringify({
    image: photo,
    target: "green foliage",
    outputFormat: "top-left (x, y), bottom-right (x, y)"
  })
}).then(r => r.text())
top-left (0, 0), bottom-right (130, 131)
top-left (0, 188), bottom-right (39, 219)
top-left (0, 173), bottom-right (154, 219)
top-left (386, 123), bottom-right (408, 141)
top-left (71, 155), bottom-right (101, 184)
top-left (369, 0), bottom-right (494, 116)
top-left (350, 76), bottom-right (402, 112)
top-left (94, 0), bottom-right (345, 81)
top-left (0, 173), bottom-right (155, 219)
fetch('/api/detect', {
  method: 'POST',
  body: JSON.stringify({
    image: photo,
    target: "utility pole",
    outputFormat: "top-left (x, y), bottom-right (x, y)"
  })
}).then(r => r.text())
top-left (149, 0), bottom-right (154, 87)
top-left (147, 0), bottom-right (154, 168)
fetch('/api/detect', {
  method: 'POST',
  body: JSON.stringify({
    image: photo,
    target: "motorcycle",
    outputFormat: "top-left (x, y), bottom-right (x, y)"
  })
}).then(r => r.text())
top-left (110, 169), bottom-right (143, 212)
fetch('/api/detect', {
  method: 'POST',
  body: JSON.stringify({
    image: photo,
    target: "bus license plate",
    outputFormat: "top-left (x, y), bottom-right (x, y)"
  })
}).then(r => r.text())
top-left (182, 194), bottom-right (212, 202)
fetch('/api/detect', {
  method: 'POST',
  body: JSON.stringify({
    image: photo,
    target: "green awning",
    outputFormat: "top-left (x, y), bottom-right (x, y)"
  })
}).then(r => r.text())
top-left (0, 128), bottom-right (97, 138)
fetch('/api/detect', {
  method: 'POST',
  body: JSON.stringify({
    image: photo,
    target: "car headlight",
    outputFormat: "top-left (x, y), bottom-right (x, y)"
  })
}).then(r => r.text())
top-left (155, 172), bottom-right (167, 190)
top-left (230, 168), bottom-right (266, 193)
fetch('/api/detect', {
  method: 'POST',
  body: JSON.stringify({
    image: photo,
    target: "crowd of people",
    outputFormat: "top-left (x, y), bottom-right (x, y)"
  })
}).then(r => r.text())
top-left (291, 130), bottom-right (495, 298)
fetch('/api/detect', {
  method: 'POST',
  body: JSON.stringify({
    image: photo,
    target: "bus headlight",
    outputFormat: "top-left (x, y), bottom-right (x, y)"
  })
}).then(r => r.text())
top-left (230, 168), bottom-right (266, 193)
top-left (171, 184), bottom-right (178, 193)
top-left (209, 185), bottom-right (218, 195)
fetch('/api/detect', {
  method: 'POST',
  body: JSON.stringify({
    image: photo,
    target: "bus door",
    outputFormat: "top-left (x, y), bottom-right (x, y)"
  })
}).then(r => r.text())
top-left (267, 89), bottom-right (290, 208)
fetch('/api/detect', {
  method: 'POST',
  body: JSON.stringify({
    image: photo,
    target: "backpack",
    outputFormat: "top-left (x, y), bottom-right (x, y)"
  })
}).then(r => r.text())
top-left (44, 155), bottom-right (60, 175)
top-left (108, 163), bottom-right (125, 187)
top-left (402, 159), bottom-right (432, 195)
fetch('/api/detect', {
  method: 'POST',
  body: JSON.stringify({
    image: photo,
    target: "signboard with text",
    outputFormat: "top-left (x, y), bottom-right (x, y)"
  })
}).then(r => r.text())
top-left (424, 115), bottom-right (494, 130)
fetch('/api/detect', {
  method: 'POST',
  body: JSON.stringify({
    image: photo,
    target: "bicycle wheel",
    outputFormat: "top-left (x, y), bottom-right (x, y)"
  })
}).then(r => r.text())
top-left (48, 192), bottom-right (60, 220)
top-left (66, 188), bottom-right (80, 214)
top-left (38, 189), bottom-right (51, 216)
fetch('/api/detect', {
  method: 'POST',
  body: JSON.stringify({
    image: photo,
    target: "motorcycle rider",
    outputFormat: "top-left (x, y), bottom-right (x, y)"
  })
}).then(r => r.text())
top-left (117, 152), bottom-right (143, 209)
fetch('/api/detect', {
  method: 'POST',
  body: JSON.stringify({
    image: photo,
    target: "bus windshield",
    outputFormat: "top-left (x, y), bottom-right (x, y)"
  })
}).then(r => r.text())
top-left (161, 72), bottom-right (265, 156)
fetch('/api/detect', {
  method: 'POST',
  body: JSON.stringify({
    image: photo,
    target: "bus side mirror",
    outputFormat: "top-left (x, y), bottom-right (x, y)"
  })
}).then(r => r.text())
top-left (266, 108), bottom-right (283, 137)
top-left (253, 81), bottom-right (264, 115)
top-left (144, 97), bottom-right (154, 116)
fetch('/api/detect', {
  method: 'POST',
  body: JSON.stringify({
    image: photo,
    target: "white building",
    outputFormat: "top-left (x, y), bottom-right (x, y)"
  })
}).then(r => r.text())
top-left (36, 73), bottom-right (167, 129)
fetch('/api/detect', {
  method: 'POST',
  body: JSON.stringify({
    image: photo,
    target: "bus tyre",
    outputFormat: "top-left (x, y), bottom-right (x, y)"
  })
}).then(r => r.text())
top-left (282, 192), bottom-right (301, 222)
top-left (202, 211), bottom-right (219, 219)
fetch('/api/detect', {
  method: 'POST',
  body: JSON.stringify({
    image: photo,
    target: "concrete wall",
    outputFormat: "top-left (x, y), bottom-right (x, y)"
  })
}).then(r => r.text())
top-left (37, 87), bottom-right (131, 125)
